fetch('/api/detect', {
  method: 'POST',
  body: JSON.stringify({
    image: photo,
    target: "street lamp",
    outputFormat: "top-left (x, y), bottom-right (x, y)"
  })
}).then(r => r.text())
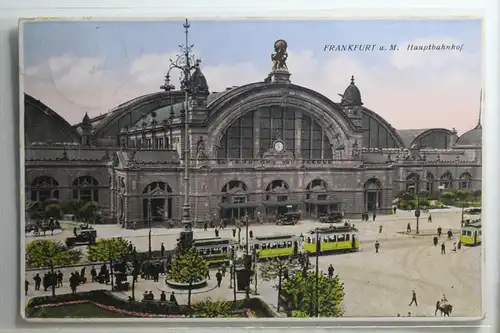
top-left (408, 185), bottom-right (423, 235)
top-left (245, 214), bottom-right (250, 299)
top-left (160, 18), bottom-right (200, 249)
top-left (148, 199), bottom-right (152, 259)
top-left (315, 229), bottom-right (320, 317)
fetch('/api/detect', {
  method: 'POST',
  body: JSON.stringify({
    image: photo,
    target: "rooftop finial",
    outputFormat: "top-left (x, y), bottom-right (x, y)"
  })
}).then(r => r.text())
top-left (351, 75), bottom-right (355, 84)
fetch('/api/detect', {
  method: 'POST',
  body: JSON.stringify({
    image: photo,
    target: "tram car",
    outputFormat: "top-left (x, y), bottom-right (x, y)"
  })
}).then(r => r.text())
top-left (192, 237), bottom-right (236, 265)
top-left (249, 234), bottom-right (302, 260)
top-left (459, 221), bottom-right (482, 246)
top-left (303, 225), bottom-right (360, 254)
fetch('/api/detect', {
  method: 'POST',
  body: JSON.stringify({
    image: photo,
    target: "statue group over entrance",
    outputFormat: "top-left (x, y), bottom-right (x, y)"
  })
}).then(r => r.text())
top-left (271, 39), bottom-right (288, 71)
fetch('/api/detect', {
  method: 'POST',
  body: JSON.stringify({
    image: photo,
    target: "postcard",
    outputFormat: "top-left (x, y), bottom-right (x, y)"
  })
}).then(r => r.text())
top-left (21, 18), bottom-right (483, 320)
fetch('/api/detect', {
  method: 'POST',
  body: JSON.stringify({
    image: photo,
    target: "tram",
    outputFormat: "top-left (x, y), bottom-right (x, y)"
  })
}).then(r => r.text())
top-left (459, 221), bottom-right (482, 246)
top-left (249, 234), bottom-right (302, 259)
top-left (463, 208), bottom-right (481, 221)
top-left (192, 237), bottom-right (236, 265)
top-left (303, 225), bottom-right (360, 254)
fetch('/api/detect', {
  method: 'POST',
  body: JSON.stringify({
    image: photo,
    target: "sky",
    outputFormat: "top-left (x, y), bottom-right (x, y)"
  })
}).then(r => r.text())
top-left (21, 19), bottom-right (482, 133)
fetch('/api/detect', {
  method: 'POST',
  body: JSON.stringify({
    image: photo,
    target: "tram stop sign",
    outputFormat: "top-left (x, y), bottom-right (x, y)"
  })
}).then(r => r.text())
top-left (414, 209), bottom-right (421, 218)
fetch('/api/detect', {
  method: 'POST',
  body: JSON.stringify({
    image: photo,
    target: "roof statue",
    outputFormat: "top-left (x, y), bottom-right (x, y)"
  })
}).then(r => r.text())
top-left (271, 39), bottom-right (288, 71)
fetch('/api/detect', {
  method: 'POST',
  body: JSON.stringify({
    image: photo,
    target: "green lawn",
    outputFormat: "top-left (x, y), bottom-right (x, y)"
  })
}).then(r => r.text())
top-left (29, 303), bottom-right (128, 318)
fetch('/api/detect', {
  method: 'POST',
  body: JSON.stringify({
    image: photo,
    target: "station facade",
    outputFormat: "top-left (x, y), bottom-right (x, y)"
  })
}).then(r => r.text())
top-left (24, 50), bottom-right (482, 228)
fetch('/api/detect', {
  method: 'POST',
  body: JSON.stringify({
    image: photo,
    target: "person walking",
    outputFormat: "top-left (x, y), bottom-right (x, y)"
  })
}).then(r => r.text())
top-left (328, 264), bottom-right (335, 278)
top-left (375, 241), bottom-right (380, 253)
top-left (379, 225), bottom-right (383, 234)
top-left (428, 214), bottom-right (432, 223)
top-left (408, 289), bottom-right (418, 306)
top-left (441, 242), bottom-right (446, 255)
top-left (216, 270), bottom-right (223, 288)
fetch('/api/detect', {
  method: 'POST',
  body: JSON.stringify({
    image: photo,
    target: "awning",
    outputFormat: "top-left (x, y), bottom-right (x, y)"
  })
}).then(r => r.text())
top-left (262, 201), bottom-right (303, 207)
top-left (219, 202), bottom-right (261, 209)
top-left (304, 199), bottom-right (341, 205)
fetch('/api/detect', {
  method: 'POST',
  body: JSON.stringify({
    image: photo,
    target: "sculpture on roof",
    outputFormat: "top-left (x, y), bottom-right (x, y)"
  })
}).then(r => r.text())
top-left (271, 39), bottom-right (288, 71)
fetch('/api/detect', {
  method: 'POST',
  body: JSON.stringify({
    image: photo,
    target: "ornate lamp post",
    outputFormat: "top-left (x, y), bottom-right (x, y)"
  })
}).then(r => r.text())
top-left (160, 18), bottom-right (200, 248)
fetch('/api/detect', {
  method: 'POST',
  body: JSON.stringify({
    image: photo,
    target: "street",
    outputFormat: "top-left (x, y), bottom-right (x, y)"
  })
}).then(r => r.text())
top-left (25, 209), bottom-right (482, 317)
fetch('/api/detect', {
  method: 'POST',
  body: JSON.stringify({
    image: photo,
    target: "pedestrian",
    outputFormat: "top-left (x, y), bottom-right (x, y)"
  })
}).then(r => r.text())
top-left (393, 207), bottom-right (397, 214)
top-left (204, 222), bottom-right (208, 231)
top-left (407, 223), bottom-right (411, 233)
top-left (91, 266), bottom-right (97, 282)
top-left (57, 271), bottom-right (63, 287)
top-left (441, 242), bottom-right (446, 255)
top-left (453, 242), bottom-right (457, 252)
top-left (216, 270), bottom-right (223, 287)
top-left (33, 273), bottom-right (41, 291)
top-left (375, 241), bottom-right (380, 253)
top-left (437, 227), bottom-right (442, 237)
top-left (372, 212), bottom-right (376, 221)
top-left (170, 291), bottom-right (179, 305)
top-left (433, 236), bottom-right (438, 247)
top-left (133, 222), bottom-right (137, 230)
top-left (328, 264), bottom-right (334, 278)
top-left (25, 280), bottom-right (29, 296)
top-left (215, 228), bottom-right (219, 237)
top-left (206, 269), bottom-right (211, 280)
top-left (428, 214), bottom-right (432, 223)
top-left (379, 225), bottom-right (383, 234)
top-left (447, 229), bottom-right (453, 240)
top-left (161, 242), bottom-right (165, 257)
top-left (408, 289), bottom-right (418, 306)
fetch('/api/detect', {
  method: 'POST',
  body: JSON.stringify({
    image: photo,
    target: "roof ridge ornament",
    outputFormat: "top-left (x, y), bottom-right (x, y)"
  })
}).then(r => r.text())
top-left (267, 39), bottom-right (291, 84)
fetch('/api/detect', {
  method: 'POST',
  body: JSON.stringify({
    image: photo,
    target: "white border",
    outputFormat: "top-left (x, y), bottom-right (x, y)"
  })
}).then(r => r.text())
top-left (1, 0), bottom-right (497, 332)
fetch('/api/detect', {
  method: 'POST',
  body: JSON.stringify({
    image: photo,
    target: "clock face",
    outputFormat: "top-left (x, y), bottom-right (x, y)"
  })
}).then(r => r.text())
top-left (274, 141), bottom-right (284, 153)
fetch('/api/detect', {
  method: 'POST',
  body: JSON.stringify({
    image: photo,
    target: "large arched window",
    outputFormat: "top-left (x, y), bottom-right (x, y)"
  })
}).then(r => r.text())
top-left (362, 113), bottom-right (400, 148)
top-left (440, 171), bottom-right (454, 189)
top-left (142, 181), bottom-right (173, 221)
top-left (413, 131), bottom-right (450, 149)
top-left (30, 176), bottom-right (59, 202)
top-left (72, 176), bottom-right (99, 202)
top-left (459, 172), bottom-right (472, 189)
top-left (218, 106), bottom-right (333, 159)
top-left (406, 173), bottom-right (420, 193)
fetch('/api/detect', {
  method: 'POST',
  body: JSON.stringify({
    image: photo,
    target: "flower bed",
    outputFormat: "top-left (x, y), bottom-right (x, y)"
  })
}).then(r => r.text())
top-left (31, 300), bottom-right (186, 318)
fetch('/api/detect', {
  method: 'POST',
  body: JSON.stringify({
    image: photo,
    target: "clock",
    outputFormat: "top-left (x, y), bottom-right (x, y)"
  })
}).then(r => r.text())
top-left (274, 140), bottom-right (285, 153)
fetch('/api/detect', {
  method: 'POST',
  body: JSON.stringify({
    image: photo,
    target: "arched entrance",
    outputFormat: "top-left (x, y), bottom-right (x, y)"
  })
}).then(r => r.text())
top-left (263, 180), bottom-right (299, 217)
top-left (72, 176), bottom-right (99, 202)
top-left (219, 180), bottom-right (256, 220)
top-left (440, 171), bottom-right (453, 190)
top-left (459, 172), bottom-right (472, 189)
top-left (406, 173), bottom-right (420, 193)
top-left (29, 176), bottom-right (60, 202)
top-left (364, 178), bottom-right (382, 212)
top-left (142, 181), bottom-right (173, 222)
top-left (304, 179), bottom-right (339, 218)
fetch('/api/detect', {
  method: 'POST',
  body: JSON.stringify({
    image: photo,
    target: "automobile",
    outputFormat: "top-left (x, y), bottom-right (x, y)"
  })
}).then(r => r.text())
top-left (319, 212), bottom-right (343, 223)
top-left (277, 212), bottom-right (301, 226)
top-left (65, 229), bottom-right (97, 247)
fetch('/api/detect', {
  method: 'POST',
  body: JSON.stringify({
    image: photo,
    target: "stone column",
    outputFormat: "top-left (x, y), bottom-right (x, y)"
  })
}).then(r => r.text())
top-left (294, 110), bottom-right (302, 158)
top-left (253, 109), bottom-right (261, 158)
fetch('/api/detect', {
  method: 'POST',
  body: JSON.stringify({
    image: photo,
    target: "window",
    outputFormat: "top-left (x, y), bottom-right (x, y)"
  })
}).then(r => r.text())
top-left (337, 234), bottom-right (345, 242)
top-left (233, 196), bottom-right (246, 204)
top-left (72, 176), bottom-right (99, 202)
top-left (277, 196), bottom-right (288, 202)
top-left (361, 113), bottom-right (400, 148)
top-left (317, 194), bottom-right (327, 201)
top-left (30, 176), bottom-right (60, 202)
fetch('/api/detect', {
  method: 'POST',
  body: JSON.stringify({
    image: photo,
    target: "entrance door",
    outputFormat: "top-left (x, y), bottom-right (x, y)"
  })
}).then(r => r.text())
top-left (365, 191), bottom-right (378, 211)
top-left (317, 205), bottom-right (328, 217)
top-left (277, 205), bottom-right (288, 216)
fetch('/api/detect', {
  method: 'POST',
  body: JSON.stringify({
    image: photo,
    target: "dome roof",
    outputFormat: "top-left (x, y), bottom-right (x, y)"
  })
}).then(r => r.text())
top-left (455, 124), bottom-right (482, 146)
top-left (190, 64), bottom-right (209, 94)
top-left (340, 75), bottom-right (363, 106)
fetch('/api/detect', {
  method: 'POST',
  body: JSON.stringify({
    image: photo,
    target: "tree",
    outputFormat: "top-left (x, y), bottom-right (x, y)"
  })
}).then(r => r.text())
top-left (44, 203), bottom-right (62, 219)
top-left (79, 201), bottom-right (99, 222)
top-left (88, 237), bottom-right (132, 290)
top-left (192, 298), bottom-right (233, 318)
top-left (168, 248), bottom-right (209, 314)
top-left (281, 270), bottom-right (345, 318)
top-left (260, 257), bottom-right (302, 312)
top-left (25, 240), bottom-right (82, 296)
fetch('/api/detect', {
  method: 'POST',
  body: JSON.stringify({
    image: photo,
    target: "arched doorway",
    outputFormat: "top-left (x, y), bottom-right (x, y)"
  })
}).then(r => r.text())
top-left (142, 181), bottom-right (173, 222)
top-left (263, 180), bottom-right (299, 217)
top-left (439, 171), bottom-right (453, 190)
top-left (406, 173), bottom-right (420, 193)
top-left (304, 179), bottom-right (338, 218)
top-left (72, 176), bottom-right (99, 202)
top-left (29, 176), bottom-right (60, 202)
top-left (219, 180), bottom-right (255, 220)
top-left (364, 178), bottom-right (382, 212)
top-left (459, 172), bottom-right (472, 189)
